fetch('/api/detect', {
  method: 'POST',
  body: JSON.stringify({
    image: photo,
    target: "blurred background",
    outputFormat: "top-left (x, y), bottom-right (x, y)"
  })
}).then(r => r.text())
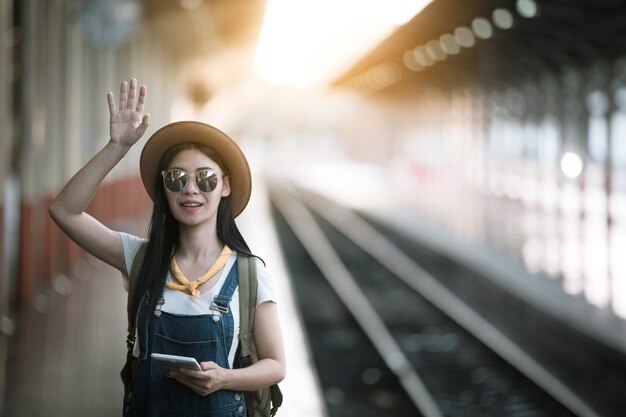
top-left (1, 0), bottom-right (626, 416)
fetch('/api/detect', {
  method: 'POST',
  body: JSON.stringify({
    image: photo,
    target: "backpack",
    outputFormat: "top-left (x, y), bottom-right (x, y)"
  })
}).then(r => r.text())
top-left (121, 244), bottom-right (283, 417)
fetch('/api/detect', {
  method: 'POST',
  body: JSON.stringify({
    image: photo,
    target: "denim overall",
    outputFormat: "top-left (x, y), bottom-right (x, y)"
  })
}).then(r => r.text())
top-left (128, 264), bottom-right (247, 417)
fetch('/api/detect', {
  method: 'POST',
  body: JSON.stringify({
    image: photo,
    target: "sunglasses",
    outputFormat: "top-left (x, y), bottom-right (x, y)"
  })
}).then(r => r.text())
top-left (160, 169), bottom-right (224, 193)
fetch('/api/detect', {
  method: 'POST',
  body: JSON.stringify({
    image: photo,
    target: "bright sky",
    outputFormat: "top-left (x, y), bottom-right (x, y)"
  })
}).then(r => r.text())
top-left (255, 0), bottom-right (432, 87)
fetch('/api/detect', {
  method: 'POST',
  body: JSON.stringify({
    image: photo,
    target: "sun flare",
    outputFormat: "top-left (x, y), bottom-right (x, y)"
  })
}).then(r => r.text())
top-left (255, 0), bottom-right (432, 87)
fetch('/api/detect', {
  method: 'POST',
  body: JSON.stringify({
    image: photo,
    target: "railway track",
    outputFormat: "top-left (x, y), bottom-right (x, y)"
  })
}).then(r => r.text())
top-left (269, 182), bottom-right (625, 417)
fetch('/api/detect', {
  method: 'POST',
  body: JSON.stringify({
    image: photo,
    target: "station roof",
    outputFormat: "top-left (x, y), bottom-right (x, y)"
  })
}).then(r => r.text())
top-left (334, 0), bottom-right (626, 94)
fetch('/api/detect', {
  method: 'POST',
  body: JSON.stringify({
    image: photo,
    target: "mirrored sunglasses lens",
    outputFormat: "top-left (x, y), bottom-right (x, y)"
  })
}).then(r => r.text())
top-left (163, 170), bottom-right (187, 192)
top-left (196, 171), bottom-right (218, 193)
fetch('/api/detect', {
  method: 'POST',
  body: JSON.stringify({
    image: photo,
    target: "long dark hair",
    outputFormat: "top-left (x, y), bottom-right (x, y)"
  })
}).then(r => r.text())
top-left (135, 142), bottom-right (257, 313)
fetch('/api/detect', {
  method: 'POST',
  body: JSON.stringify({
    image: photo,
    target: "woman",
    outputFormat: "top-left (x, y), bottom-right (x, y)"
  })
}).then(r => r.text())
top-left (49, 78), bottom-right (285, 416)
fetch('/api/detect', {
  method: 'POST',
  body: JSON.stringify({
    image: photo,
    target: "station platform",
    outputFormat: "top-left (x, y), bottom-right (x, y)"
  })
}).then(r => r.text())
top-left (1, 176), bottom-right (327, 417)
top-left (5, 148), bottom-right (624, 416)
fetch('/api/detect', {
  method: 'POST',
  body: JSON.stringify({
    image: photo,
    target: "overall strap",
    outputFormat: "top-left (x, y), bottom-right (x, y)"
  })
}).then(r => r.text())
top-left (211, 262), bottom-right (239, 313)
top-left (210, 262), bottom-right (239, 350)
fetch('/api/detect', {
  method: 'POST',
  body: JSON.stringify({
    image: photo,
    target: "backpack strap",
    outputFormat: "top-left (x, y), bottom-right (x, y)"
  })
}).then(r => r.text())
top-left (126, 242), bottom-right (148, 349)
top-left (237, 255), bottom-right (283, 417)
top-left (121, 241), bottom-right (148, 412)
top-left (237, 255), bottom-right (257, 367)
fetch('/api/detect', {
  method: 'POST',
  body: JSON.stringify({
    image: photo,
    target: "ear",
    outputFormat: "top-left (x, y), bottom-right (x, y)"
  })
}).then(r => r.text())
top-left (221, 175), bottom-right (231, 197)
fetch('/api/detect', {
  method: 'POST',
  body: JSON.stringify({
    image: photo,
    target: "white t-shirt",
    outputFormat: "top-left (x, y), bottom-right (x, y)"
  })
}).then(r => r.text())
top-left (119, 232), bottom-right (277, 367)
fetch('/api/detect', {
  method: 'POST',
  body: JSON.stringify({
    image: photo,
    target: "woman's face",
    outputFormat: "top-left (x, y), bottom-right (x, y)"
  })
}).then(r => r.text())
top-left (163, 148), bottom-right (231, 228)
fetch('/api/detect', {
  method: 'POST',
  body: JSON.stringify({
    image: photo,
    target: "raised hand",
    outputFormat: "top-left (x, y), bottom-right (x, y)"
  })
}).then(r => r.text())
top-left (107, 78), bottom-right (150, 148)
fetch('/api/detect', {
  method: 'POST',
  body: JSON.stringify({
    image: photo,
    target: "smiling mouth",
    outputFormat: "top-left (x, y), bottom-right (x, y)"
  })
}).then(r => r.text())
top-left (181, 203), bottom-right (202, 207)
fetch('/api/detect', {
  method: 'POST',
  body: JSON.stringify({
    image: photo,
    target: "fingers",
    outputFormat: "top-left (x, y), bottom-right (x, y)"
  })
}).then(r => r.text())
top-left (136, 114), bottom-right (150, 137)
top-left (171, 369), bottom-right (215, 396)
top-left (127, 78), bottom-right (137, 110)
top-left (118, 80), bottom-right (128, 111)
top-left (136, 84), bottom-right (147, 113)
top-left (115, 79), bottom-right (146, 113)
top-left (200, 361), bottom-right (218, 371)
top-left (106, 92), bottom-right (117, 115)
top-left (175, 361), bottom-right (217, 382)
top-left (175, 376), bottom-right (211, 396)
top-left (178, 368), bottom-right (207, 379)
top-left (169, 363), bottom-right (223, 397)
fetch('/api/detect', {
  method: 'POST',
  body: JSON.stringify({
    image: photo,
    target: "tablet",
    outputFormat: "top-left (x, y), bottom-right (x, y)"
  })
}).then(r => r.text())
top-left (151, 353), bottom-right (202, 372)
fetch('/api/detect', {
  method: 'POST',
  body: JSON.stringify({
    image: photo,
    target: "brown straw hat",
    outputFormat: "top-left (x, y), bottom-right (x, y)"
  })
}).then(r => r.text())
top-left (140, 121), bottom-right (251, 218)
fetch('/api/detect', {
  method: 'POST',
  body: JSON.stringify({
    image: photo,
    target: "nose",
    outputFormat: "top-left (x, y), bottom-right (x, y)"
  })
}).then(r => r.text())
top-left (182, 175), bottom-right (199, 194)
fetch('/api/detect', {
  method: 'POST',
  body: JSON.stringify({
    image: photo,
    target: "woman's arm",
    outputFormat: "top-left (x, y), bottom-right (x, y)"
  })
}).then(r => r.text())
top-left (172, 301), bottom-right (286, 395)
top-left (49, 79), bottom-right (150, 274)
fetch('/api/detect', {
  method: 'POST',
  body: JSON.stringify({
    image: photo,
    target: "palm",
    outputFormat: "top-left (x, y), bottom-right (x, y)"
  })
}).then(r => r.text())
top-left (107, 79), bottom-right (149, 147)
top-left (110, 109), bottom-right (144, 145)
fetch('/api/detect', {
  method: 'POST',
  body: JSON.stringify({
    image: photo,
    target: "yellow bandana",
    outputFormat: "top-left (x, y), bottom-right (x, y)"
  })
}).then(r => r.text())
top-left (166, 245), bottom-right (233, 297)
